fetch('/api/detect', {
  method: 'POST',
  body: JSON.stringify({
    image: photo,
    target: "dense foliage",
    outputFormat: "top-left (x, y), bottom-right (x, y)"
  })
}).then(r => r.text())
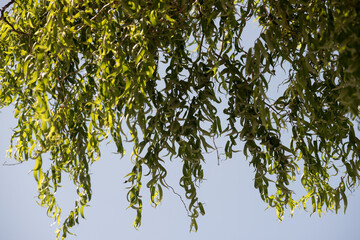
top-left (1, 0), bottom-right (360, 239)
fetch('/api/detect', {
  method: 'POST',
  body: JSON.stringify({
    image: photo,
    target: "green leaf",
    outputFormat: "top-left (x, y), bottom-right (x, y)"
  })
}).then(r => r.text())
top-left (149, 10), bottom-right (157, 26)
top-left (135, 48), bottom-right (145, 66)
top-left (80, 205), bottom-right (85, 219)
top-left (245, 48), bottom-right (253, 75)
top-left (198, 202), bottom-right (205, 215)
top-left (34, 157), bottom-right (42, 171)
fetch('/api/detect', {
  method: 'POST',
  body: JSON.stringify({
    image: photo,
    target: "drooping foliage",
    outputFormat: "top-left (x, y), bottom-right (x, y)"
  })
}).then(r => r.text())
top-left (0, 0), bottom-right (359, 239)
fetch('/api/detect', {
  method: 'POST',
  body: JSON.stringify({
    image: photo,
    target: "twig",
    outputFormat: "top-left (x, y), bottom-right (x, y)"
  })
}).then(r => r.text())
top-left (212, 136), bottom-right (221, 165)
top-left (264, 101), bottom-right (281, 115)
top-left (163, 178), bottom-right (190, 216)
top-left (3, 161), bottom-right (21, 166)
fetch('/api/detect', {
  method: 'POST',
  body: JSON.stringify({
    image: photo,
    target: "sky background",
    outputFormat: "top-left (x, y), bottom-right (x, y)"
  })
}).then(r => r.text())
top-left (0, 1), bottom-right (360, 240)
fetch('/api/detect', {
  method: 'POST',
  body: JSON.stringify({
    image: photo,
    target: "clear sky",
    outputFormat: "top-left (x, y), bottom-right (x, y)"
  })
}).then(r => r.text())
top-left (0, 1), bottom-right (359, 240)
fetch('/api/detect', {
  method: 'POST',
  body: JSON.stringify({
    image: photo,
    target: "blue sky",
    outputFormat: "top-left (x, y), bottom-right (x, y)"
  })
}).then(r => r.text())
top-left (0, 1), bottom-right (359, 240)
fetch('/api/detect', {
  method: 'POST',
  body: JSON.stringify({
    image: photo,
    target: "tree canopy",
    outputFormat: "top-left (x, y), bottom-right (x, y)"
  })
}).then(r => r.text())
top-left (1, 0), bottom-right (360, 239)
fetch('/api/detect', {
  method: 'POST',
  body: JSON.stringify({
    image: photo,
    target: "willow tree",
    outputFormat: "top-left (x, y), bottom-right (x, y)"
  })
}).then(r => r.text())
top-left (1, 0), bottom-right (360, 239)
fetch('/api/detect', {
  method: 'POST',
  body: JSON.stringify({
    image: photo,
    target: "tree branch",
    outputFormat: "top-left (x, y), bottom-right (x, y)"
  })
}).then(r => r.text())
top-left (0, 0), bottom-right (28, 35)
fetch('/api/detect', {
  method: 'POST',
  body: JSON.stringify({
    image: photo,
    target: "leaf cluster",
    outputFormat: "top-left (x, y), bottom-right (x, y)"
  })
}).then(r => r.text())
top-left (0, 0), bottom-right (360, 239)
